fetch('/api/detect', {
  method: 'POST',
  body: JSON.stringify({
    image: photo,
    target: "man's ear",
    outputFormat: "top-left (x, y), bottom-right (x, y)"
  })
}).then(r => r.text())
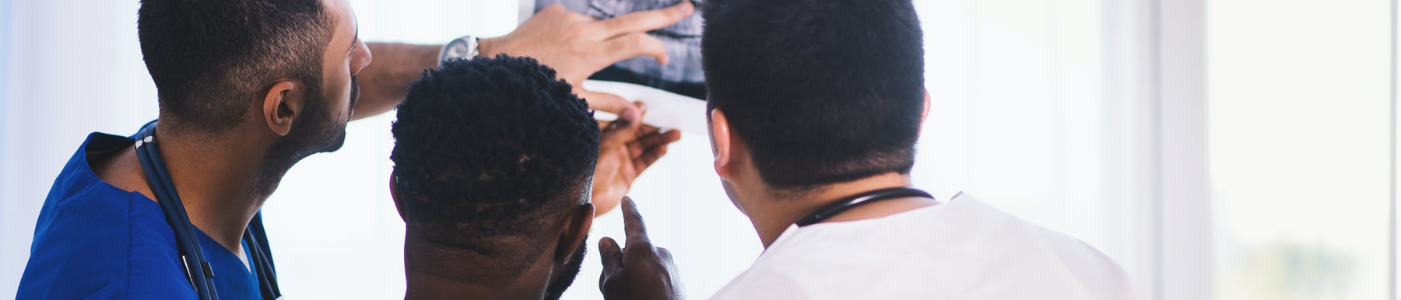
top-left (261, 81), bottom-right (303, 136)
top-left (389, 170), bottom-right (407, 221)
top-left (555, 203), bottom-right (595, 262)
top-left (919, 90), bottom-right (931, 136)
top-left (709, 109), bottom-right (740, 181)
top-left (921, 89), bottom-right (931, 127)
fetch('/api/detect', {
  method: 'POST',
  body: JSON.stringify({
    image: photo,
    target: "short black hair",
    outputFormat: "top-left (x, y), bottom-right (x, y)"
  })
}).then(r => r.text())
top-left (391, 56), bottom-right (599, 257)
top-left (701, 0), bottom-right (925, 189)
top-left (137, 0), bottom-right (332, 133)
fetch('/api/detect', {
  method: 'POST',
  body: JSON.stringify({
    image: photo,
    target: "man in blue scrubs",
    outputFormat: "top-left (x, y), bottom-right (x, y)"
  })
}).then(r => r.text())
top-left (16, 0), bottom-right (689, 298)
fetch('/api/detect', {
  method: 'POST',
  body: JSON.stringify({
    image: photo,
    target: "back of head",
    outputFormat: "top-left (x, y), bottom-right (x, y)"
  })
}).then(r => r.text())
top-left (701, 0), bottom-right (925, 189)
top-left (138, 0), bottom-right (331, 133)
top-left (390, 56), bottom-right (599, 267)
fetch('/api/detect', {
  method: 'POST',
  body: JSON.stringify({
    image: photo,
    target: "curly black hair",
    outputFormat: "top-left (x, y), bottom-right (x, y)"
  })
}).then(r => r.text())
top-left (391, 55), bottom-right (599, 257)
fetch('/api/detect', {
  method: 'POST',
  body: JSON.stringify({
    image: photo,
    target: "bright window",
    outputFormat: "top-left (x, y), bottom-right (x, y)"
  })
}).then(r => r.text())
top-left (1207, 1), bottom-right (1393, 299)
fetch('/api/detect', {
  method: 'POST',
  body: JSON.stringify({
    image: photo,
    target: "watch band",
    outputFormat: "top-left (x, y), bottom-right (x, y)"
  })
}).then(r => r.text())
top-left (438, 36), bottom-right (480, 66)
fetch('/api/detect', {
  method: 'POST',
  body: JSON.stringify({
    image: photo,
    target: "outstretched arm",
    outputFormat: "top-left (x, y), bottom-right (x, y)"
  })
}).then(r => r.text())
top-left (351, 2), bottom-right (696, 121)
top-left (352, 43), bottom-right (439, 120)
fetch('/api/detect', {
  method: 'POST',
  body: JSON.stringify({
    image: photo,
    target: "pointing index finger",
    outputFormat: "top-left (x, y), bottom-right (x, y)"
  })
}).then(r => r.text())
top-left (621, 197), bottom-right (651, 245)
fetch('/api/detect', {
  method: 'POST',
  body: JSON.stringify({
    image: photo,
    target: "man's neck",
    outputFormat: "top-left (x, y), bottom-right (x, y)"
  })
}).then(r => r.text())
top-left (402, 235), bottom-right (550, 300)
top-left (743, 173), bottom-right (936, 247)
top-left (153, 125), bottom-right (276, 253)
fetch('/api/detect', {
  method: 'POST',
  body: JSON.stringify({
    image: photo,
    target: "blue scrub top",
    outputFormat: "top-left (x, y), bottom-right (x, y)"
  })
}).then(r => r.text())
top-left (17, 132), bottom-right (264, 299)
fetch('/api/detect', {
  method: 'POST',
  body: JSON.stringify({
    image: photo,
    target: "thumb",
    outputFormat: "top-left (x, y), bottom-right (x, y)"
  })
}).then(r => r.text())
top-left (599, 237), bottom-right (624, 276)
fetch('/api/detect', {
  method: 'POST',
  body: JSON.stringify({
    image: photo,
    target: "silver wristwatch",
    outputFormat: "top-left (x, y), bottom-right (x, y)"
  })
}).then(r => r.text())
top-left (438, 36), bottom-right (480, 66)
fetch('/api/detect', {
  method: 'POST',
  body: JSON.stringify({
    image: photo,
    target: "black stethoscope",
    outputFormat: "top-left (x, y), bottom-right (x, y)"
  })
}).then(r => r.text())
top-left (135, 121), bottom-right (282, 300)
top-left (795, 187), bottom-right (949, 227)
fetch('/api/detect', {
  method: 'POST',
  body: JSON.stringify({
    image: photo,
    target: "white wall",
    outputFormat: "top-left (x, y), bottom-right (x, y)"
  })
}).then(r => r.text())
top-left (0, 0), bottom-right (9, 295)
top-left (0, 0), bottom-right (158, 298)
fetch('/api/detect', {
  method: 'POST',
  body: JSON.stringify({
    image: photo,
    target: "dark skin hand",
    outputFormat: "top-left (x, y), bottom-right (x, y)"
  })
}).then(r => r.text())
top-left (593, 102), bottom-right (683, 216)
top-left (599, 197), bottom-right (684, 300)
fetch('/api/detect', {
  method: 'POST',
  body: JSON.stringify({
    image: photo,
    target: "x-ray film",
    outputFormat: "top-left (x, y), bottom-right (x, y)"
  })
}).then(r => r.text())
top-left (584, 80), bottom-right (707, 135)
top-left (536, 0), bottom-right (707, 99)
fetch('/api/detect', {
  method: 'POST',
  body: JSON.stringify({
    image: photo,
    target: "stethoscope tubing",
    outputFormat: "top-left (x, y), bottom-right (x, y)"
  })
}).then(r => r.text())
top-left (137, 122), bottom-right (220, 300)
top-left (795, 187), bottom-right (937, 227)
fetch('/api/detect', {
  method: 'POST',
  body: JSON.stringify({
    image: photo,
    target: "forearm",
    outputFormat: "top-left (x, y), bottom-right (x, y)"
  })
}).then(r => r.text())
top-left (351, 42), bottom-right (441, 120)
top-left (353, 1), bottom-right (691, 119)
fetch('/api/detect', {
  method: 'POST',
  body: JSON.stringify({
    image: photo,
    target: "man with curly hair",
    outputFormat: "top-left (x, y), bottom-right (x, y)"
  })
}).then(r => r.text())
top-left (390, 56), bottom-right (680, 300)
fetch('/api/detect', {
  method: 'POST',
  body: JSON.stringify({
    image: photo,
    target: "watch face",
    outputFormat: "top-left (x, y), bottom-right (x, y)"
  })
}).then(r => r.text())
top-left (443, 39), bottom-right (473, 60)
top-left (450, 41), bottom-right (469, 56)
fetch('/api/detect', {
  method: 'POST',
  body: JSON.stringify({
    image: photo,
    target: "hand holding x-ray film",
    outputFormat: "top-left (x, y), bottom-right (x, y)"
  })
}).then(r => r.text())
top-left (584, 80), bottom-right (708, 135)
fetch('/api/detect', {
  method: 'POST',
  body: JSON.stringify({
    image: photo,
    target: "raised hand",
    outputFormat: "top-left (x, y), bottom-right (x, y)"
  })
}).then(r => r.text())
top-left (599, 198), bottom-right (684, 300)
top-left (591, 102), bottom-right (682, 216)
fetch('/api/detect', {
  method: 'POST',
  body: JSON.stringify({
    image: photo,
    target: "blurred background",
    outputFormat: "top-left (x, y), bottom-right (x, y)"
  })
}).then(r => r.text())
top-left (0, 0), bottom-right (1395, 299)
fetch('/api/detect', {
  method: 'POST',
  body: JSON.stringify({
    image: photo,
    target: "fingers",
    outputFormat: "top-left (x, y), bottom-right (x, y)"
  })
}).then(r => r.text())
top-left (538, 4), bottom-right (592, 23)
top-left (577, 90), bottom-right (638, 117)
top-left (596, 1), bottom-right (695, 38)
top-left (603, 32), bottom-right (668, 65)
top-left (598, 236), bottom-right (624, 289)
top-left (629, 130), bottom-right (680, 173)
top-left (620, 197), bottom-right (651, 245)
top-left (626, 126), bottom-right (662, 151)
top-left (538, 3), bottom-right (566, 14)
top-left (627, 129), bottom-right (680, 158)
top-left (599, 237), bottom-right (624, 273)
top-left (601, 102), bottom-right (648, 145)
top-left (632, 144), bottom-right (669, 175)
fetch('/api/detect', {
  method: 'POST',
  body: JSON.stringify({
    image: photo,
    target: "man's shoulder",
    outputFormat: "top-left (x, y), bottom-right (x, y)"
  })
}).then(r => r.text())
top-left (20, 186), bottom-right (191, 299)
top-left (42, 131), bottom-right (137, 203)
top-left (711, 195), bottom-right (1139, 299)
top-left (19, 130), bottom-right (191, 299)
top-left (922, 195), bottom-right (1139, 297)
top-left (31, 130), bottom-right (176, 262)
top-left (948, 196), bottom-right (1127, 264)
top-left (35, 132), bottom-right (150, 234)
top-left (914, 195), bottom-right (1106, 252)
